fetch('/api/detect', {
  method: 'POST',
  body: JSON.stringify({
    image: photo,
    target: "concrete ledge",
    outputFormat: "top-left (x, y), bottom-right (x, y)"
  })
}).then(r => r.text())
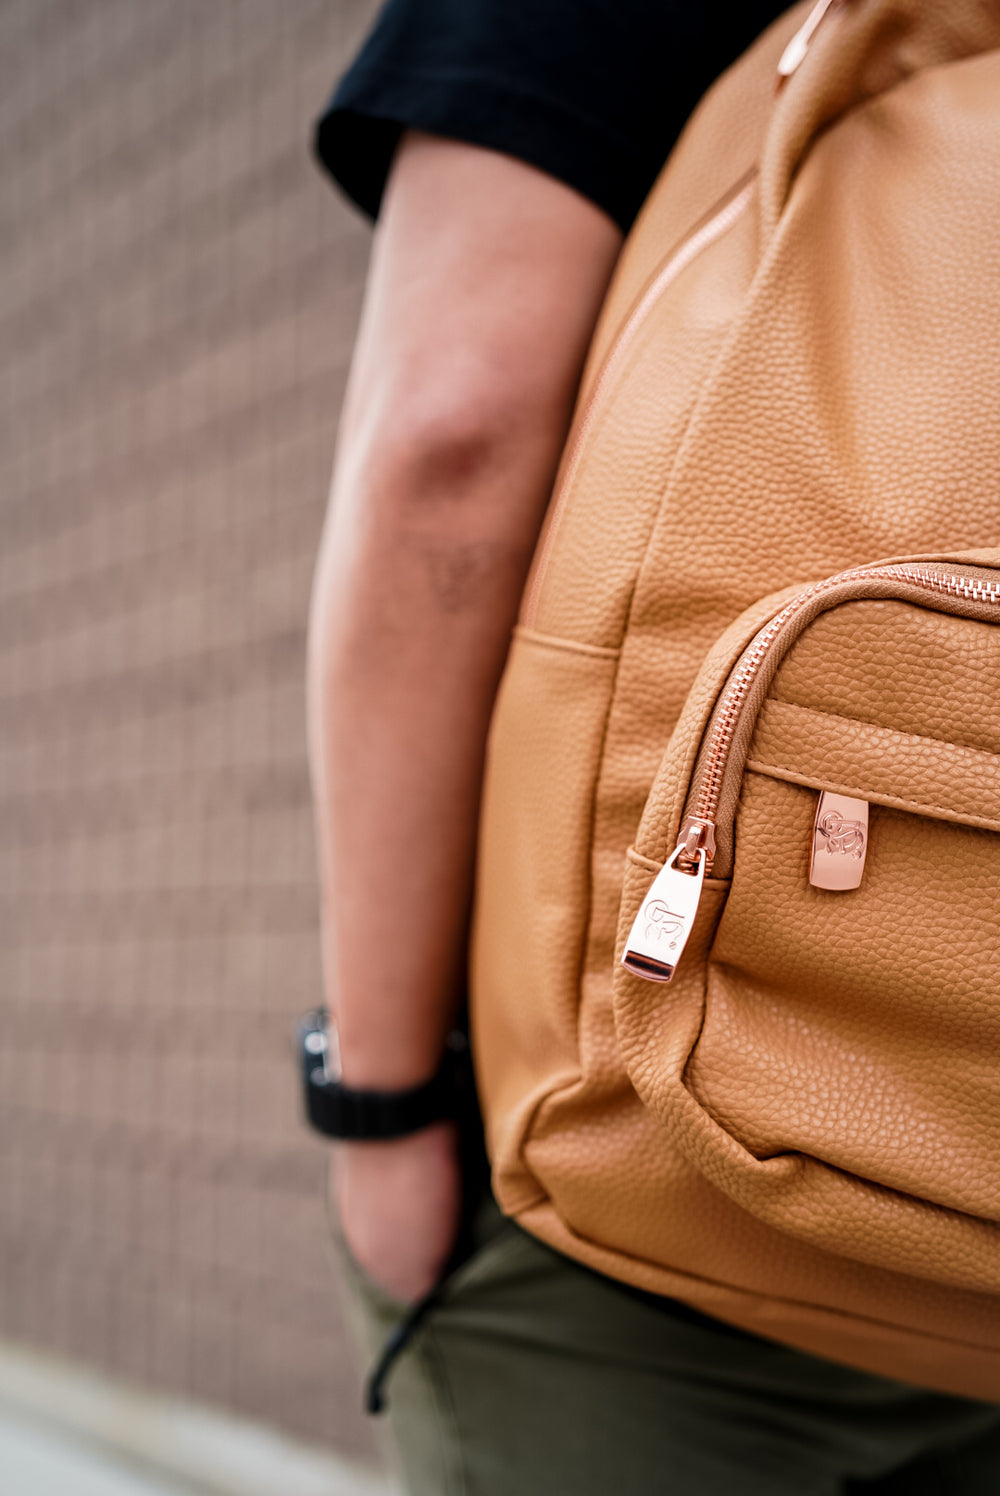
top-left (0, 1340), bottom-right (398, 1496)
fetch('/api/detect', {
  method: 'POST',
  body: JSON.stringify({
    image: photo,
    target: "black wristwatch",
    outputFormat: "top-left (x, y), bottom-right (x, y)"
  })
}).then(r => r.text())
top-left (298, 1008), bottom-right (470, 1141)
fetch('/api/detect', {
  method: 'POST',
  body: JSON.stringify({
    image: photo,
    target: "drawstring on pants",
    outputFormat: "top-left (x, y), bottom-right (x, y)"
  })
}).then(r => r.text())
top-left (365, 1279), bottom-right (447, 1415)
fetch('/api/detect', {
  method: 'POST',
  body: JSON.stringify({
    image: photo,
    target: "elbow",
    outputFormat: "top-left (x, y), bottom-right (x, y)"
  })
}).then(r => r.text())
top-left (393, 400), bottom-right (511, 495)
top-left (350, 378), bottom-right (544, 522)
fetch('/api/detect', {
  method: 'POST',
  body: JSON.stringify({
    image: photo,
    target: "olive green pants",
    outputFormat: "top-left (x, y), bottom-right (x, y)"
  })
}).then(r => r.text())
top-left (336, 1200), bottom-right (1000, 1495)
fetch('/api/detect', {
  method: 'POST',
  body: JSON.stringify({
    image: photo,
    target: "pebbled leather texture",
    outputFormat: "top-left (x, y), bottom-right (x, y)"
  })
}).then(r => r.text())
top-left (472, 0), bottom-right (1000, 1399)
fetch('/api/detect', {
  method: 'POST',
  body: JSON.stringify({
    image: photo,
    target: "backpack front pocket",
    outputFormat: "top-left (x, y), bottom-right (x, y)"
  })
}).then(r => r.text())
top-left (613, 554), bottom-right (1000, 1290)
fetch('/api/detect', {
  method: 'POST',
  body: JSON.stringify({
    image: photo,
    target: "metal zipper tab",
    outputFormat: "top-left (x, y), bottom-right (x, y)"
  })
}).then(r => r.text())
top-left (777, 0), bottom-right (842, 84)
top-left (810, 792), bottom-right (869, 890)
top-left (622, 844), bottom-right (707, 983)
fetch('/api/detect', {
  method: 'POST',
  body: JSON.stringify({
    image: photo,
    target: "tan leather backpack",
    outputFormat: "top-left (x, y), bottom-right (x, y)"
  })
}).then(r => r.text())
top-left (471, 0), bottom-right (1000, 1399)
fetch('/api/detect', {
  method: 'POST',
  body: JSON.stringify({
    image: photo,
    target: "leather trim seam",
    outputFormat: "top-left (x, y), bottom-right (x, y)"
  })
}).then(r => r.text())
top-left (745, 761), bottom-right (1000, 833)
top-left (512, 625), bottom-right (619, 659)
top-left (764, 697), bottom-right (1000, 763)
top-left (521, 170), bottom-right (758, 627)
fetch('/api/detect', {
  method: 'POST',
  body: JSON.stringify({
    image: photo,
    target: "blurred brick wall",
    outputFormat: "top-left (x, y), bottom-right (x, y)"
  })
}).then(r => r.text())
top-left (0, 0), bottom-right (380, 1459)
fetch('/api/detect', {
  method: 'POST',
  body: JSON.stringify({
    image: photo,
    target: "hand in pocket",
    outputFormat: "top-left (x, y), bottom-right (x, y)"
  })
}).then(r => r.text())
top-left (333, 1121), bottom-right (463, 1304)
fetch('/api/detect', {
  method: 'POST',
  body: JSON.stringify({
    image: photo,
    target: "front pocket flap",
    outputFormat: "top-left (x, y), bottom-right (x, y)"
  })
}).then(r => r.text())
top-left (748, 699), bottom-right (1000, 832)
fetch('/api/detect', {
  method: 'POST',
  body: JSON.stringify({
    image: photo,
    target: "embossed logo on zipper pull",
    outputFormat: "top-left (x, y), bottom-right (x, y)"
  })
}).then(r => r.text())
top-left (810, 792), bottom-right (869, 891)
top-left (622, 843), bottom-right (707, 983)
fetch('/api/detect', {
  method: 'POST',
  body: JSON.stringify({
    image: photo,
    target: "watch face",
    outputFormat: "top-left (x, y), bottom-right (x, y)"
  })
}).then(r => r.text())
top-left (301, 1010), bottom-right (342, 1084)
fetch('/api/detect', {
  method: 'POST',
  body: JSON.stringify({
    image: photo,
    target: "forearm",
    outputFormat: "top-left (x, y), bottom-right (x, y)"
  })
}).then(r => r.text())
top-left (309, 451), bottom-right (546, 1087)
top-left (308, 133), bottom-right (621, 1094)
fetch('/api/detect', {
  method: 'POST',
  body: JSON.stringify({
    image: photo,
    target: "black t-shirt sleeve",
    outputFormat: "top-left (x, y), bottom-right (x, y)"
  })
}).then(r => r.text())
top-left (315, 0), bottom-right (790, 233)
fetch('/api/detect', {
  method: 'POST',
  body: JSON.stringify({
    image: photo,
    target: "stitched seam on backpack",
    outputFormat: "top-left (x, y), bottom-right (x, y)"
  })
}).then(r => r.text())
top-left (761, 698), bottom-right (1000, 763)
top-left (513, 625), bottom-right (619, 659)
top-left (745, 761), bottom-right (1000, 832)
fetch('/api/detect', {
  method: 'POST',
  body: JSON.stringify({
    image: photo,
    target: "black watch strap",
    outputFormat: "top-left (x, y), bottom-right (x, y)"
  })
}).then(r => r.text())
top-left (298, 1009), bottom-right (465, 1141)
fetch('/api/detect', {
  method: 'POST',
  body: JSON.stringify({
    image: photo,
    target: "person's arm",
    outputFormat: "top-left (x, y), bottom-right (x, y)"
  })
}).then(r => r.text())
top-left (308, 131), bottom-right (622, 1302)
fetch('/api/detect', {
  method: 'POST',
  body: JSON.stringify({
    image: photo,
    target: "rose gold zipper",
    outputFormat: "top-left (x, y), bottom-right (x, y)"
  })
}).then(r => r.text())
top-left (623, 562), bottom-right (1000, 982)
top-left (678, 563), bottom-right (1000, 860)
top-left (522, 174), bottom-right (757, 627)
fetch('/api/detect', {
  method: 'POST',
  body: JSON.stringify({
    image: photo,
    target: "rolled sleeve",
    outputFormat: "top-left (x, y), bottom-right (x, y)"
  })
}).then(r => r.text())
top-left (314, 0), bottom-right (791, 233)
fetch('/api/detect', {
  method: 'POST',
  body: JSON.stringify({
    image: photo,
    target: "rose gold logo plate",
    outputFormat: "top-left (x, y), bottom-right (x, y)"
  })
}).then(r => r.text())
top-left (810, 791), bottom-right (869, 891)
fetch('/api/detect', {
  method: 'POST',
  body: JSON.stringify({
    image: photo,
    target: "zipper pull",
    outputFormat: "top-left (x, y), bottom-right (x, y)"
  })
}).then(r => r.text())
top-left (622, 841), bottom-right (708, 984)
top-left (776, 0), bottom-right (842, 85)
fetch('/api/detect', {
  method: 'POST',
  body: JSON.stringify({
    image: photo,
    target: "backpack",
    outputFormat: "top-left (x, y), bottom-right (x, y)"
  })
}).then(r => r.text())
top-left (471, 0), bottom-right (1000, 1398)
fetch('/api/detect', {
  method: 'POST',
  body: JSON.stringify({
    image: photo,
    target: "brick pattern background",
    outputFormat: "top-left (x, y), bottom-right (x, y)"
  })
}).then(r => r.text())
top-left (0, 0), bottom-right (380, 1459)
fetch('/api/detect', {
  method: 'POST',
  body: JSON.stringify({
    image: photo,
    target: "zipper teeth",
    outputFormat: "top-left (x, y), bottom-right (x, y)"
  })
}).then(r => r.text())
top-left (689, 564), bottom-right (1000, 831)
top-left (522, 175), bottom-right (757, 625)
